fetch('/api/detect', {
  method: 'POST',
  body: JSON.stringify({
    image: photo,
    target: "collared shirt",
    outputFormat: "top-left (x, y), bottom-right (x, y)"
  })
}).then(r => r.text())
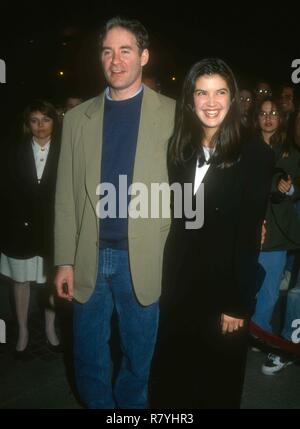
top-left (194, 147), bottom-right (214, 195)
top-left (104, 85), bottom-right (144, 101)
top-left (32, 139), bottom-right (50, 182)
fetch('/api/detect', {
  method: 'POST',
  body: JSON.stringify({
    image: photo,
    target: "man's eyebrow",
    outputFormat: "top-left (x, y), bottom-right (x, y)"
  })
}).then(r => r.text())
top-left (101, 45), bottom-right (133, 51)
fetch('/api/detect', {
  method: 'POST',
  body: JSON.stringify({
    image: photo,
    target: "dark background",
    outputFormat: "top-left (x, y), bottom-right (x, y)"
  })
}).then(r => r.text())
top-left (0, 0), bottom-right (298, 139)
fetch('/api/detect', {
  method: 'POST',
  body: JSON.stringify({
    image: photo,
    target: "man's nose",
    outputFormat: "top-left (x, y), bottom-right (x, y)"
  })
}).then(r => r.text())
top-left (111, 52), bottom-right (121, 64)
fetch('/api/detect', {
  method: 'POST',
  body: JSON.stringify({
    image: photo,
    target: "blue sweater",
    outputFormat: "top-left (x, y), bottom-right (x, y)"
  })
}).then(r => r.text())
top-left (99, 89), bottom-right (143, 249)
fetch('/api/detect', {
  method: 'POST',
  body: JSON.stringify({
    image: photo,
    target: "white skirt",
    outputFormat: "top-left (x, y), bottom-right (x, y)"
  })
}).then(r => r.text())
top-left (0, 253), bottom-right (46, 284)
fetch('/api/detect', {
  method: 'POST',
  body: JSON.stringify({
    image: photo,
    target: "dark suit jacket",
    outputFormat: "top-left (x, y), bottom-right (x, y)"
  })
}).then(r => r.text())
top-left (1, 136), bottom-right (61, 262)
top-left (161, 139), bottom-right (274, 322)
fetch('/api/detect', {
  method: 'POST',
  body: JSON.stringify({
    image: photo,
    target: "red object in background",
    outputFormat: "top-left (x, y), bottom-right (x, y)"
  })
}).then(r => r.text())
top-left (250, 321), bottom-right (300, 356)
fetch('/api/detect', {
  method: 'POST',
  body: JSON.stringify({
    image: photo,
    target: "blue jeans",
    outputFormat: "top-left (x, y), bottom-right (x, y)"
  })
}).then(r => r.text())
top-left (73, 248), bottom-right (159, 409)
top-left (252, 250), bottom-right (287, 333)
top-left (285, 201), bottom-right (300, 284)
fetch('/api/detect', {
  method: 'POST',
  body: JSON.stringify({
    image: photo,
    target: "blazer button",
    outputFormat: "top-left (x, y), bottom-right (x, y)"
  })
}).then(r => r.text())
top-left (24, 222), bottom-right (29, 226)
top-left (215, 207), bottom-right (219, 212)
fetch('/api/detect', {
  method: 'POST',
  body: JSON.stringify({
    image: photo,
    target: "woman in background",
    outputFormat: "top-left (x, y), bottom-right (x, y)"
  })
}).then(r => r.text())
top-left (251, 97), bottom-right (300, 374)
top-left (0, 100), bottom-right (61, 358)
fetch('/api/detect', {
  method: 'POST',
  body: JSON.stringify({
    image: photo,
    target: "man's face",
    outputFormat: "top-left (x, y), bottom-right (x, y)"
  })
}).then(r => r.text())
top-left (100, 26), bottom-right (149, 96)
top-left (279, 87), bottom-right (294, 113)
top-left (65, 97), bottom-right (82, 111)
top-left (239, 89), bottom-right (253, 115)
top-left (255, 82), bottom-right (272, 99)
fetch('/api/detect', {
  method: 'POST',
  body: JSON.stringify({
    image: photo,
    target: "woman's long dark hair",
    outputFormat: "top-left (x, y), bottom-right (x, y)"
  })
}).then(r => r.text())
top-left (168, 58), bottom-right (241, 168)
top-left (254, 97), bottom-right (289, 156)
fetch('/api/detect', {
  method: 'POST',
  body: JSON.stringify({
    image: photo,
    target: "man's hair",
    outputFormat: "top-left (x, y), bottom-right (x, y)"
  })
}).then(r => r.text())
top-left (99, 16), bottom-right (149, 53)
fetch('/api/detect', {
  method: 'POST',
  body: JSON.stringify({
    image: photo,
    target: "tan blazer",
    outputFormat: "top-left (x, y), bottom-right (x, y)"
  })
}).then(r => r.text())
top-left (54, 86), bottom-right (175, 305)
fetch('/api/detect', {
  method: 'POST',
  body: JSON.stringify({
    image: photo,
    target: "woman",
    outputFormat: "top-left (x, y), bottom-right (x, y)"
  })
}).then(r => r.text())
top-left (150, 58), bottom-right (274, 408)
top-left (0, 100), bottom-right (61, 358)
top-left (251, 97), bottom-right (300, 374)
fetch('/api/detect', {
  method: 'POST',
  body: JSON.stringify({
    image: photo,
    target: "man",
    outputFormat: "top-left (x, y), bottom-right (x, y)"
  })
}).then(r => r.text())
top-left (65, 95), bottom-right (83, 112)
top-left (54, 16), bottom-right (175, 409)
top-left (254, 80), bottom-right (272, 101)
top-left (239, 88), bottom-right (254, 132)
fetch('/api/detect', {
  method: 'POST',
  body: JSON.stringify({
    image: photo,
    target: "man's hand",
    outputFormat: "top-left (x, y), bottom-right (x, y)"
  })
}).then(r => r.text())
top-left (278, 175), bottom-right (292, 194)
top-left (55, 266), bottom-right (74, 301)
top-left (221, 313), bottom-right (244, 334)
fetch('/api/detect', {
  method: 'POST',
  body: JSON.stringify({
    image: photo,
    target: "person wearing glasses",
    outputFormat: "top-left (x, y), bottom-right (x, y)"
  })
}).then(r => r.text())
top-left (150, 58), bottom-right (274, 409)
top-left (239, 88), bottom-right (254, 131)
top-left (251, 97), bottom-right (300, 374)
top-left (255, 80), bottom-right (272, 102)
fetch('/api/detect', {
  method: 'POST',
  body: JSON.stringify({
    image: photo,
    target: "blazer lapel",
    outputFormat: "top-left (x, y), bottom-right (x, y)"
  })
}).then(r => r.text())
top-left (18, 140), bottom-right (38, 186)
top-left (131, 86), bottom-right (161, 186)
top-left (82, 95), bottom-right (104, 214)
top-left (190, 154), bottom-right (219, 207)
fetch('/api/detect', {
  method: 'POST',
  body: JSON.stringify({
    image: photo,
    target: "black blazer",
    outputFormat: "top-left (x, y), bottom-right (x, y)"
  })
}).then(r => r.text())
top-left (1, 136), bottom-right (61, 261)
top-left (161, 139), bottom-right (274, 320)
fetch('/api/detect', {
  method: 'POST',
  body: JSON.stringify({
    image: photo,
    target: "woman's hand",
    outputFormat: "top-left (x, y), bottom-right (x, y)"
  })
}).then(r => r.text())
top-left (221, 314), bottom-right (244, 334)
top-left (261, 220), bottom-right (266, 248)
top-left (278, 175), bottom-right (292, 194)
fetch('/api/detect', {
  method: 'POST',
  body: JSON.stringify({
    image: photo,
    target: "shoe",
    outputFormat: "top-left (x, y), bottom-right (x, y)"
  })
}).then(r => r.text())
top-left (251, 346), bottom-right (262, 352)
top-left (262, 353), bottom-right (294, 375)
top-left (14, 346), bottom-right (32, 362)
top-left (46, 340), bottom-right (63, 353)
top-left (249, 335), bottom-right (265, 352)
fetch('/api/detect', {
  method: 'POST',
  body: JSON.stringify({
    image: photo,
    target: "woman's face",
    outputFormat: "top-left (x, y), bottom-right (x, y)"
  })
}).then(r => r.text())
top-left (193, 74), bottom-right (231, 133)
top-left (258, 101), bottom-right (281, 135)
top-left (29, 111), bottom-right (54, 141)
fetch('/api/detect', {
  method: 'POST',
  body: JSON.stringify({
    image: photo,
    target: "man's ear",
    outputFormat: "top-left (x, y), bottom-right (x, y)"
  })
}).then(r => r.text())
top-left (141, 49), bottom-right (149, 67)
